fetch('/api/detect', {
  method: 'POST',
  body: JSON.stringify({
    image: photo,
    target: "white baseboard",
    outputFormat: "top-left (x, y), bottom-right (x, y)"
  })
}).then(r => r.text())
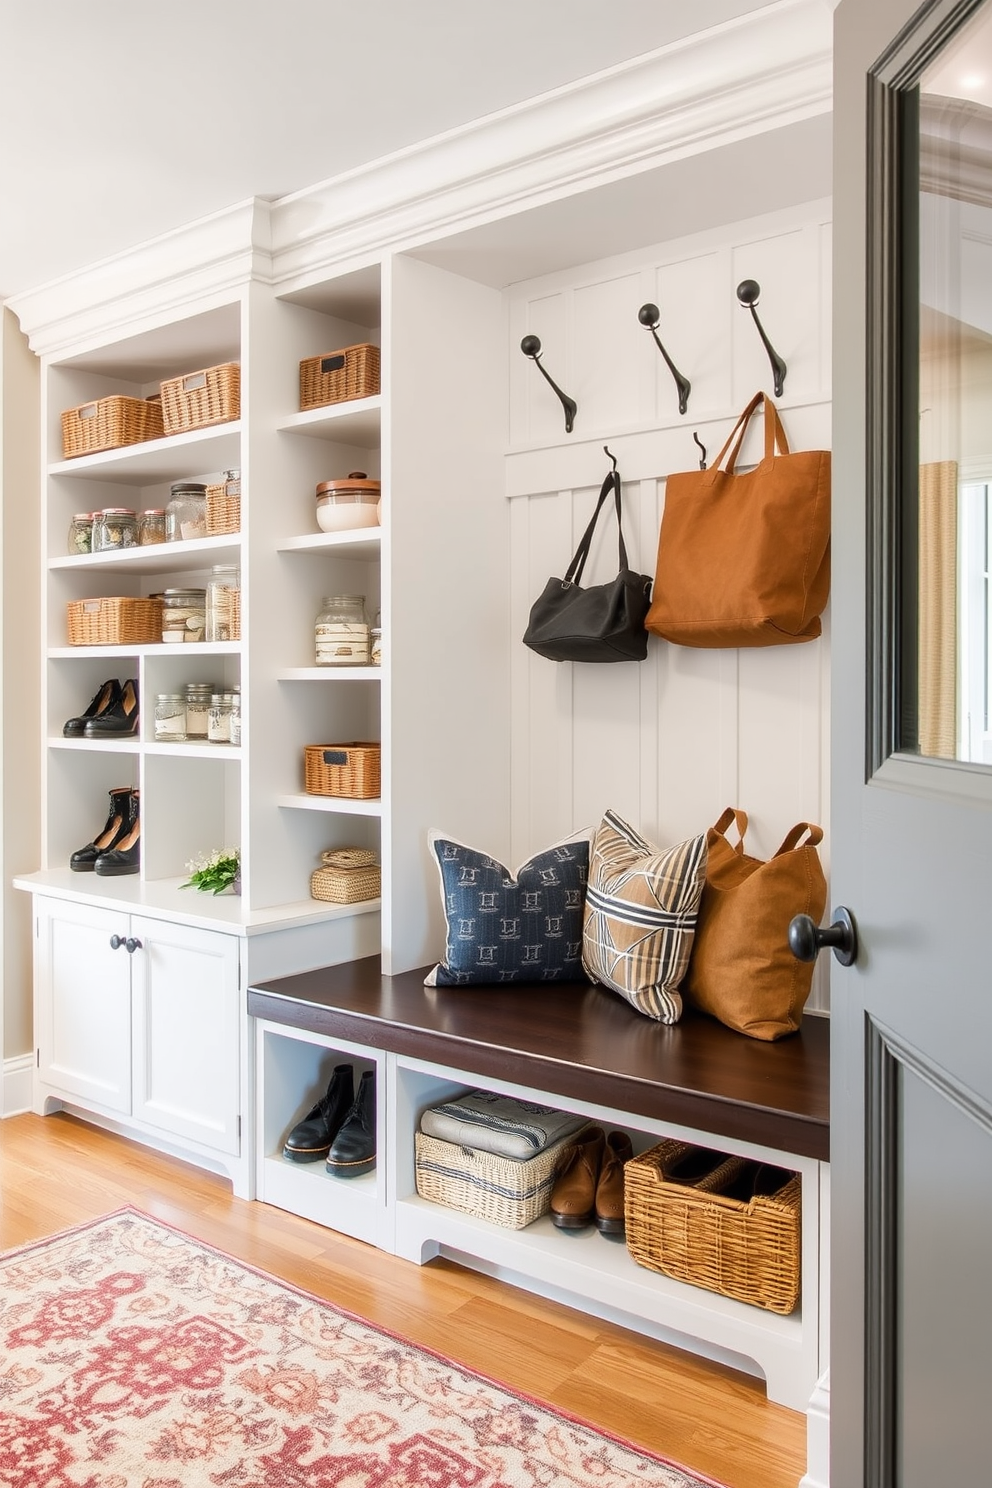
top-left (799, 1370), bottom-right (830, 1488)
top-left (3, 1054), bottom-right (34, 1116)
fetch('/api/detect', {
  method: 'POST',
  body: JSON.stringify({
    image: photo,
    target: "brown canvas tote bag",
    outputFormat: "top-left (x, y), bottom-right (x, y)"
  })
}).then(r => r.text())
top-left (683, 808), bottom-right (827, 1040)
top-left (645, 392), bottom-right (830, 647)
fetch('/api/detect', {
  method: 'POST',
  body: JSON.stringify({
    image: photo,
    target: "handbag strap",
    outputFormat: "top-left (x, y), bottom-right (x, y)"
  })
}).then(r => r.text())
top-left (712, 806), bottom-right (748, 852)
top-left (775, 821), bottom-right (824, 854)
top-left (704, 392), bottom-right (791, 483)
top-left (564, 458), bottom-right (629, 587)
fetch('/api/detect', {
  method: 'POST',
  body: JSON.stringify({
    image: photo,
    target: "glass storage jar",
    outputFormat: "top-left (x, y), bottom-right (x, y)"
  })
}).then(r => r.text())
top-left (205, 565), bottom-right (241, 642)
top-left (165, 482), bottom-right (207, 542)
top-left (138, 508), bottom-right (167, 545)
top-left (208, 690), bottom-right (237, 743)
top-left (161, 588), bottom-right (206, 643)
top-left (154, 693), bottom-right (186, 742)
top-left (67, 512), bottom-right (94, 555)
top-left (184, 681), bottom-right (214, 739)
top-left (92, 508), bottom-right (138, 551)
top-left (229, 685), bottom-right (241, 746)
top-left (370, 608), bottom-right (382, 666)
top-left (315, 594), bottom-right (370, 666)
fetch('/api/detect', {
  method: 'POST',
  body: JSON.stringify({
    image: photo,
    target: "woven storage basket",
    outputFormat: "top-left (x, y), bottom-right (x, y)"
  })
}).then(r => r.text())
top-left (415, 1126), bottom-right (587, 1230)
top-left (160, 363), bottom-right (240, 434)
top-left (67, 596), bottom-right (163, 647)
top-left (304, 743), bottom-right (380, 799)
top-left (624, 1139), bottom-right (802, 1314)
top-left (61, 396), bottom-right (164, 459)
top-left (205, 481), bottom-right (241, 535)
top-left (300, 343), bottom-right (380, 411)
top-left (310, 848), bottom-right (381, 904)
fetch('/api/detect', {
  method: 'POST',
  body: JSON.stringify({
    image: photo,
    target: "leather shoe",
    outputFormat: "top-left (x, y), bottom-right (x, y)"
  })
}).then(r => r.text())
top-left (326, 1068), bottom-right (376, 1177)
top-left (550, 1126), bottom-right (604, 1230)
top-left (85, 677), bottom-right (139, 737)
top-left (282, 1064), bottom-right (354, 1163)
top-left (595, 1131), bottom-right (634, 1235)
top-left (70, 786), bottom-right (133, 872)
top-left (94, 789), bottom-right (140, 876)
top-left (64, 678), bottom-right (122, 737)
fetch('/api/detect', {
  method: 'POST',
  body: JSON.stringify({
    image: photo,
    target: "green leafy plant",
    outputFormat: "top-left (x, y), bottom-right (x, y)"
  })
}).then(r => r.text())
top-left (180, 847), bottom-right (240, 895)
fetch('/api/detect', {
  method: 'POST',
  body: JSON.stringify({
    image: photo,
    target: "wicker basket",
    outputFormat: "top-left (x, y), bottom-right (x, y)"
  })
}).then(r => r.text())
top-left (310, 848), bottom-right (381, 904)
top-left (160, 363), bottom-right (240, 434)
top-left (205, 480), bottom-right (241, 535)
top-left (66, 596), bottom-right (163, 647)
top-left (300, 343), bottom-right (380, 411)
top-left (304, 743), bottom-right (380, 799)
top-left (415, 1126), bottom-right (587, 1230)
top-left (624, 1139), bottom-right (802, 1315)
top-left (61, 396), bottom-right (164, 459)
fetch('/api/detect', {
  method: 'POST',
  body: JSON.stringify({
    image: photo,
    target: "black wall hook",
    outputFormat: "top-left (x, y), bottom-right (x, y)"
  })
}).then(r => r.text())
top-left (520, 335), bottom-right (577, 433)
top-left (736, 280), bottom-right (787, 397)
top-left (637, 303), bottom-right (691, 415)
top-left (692, 431), bottom-right (707, 470)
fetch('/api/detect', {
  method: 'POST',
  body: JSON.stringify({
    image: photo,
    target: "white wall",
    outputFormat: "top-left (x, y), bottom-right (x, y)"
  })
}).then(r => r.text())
top-left (505, 201), bottom-right (833, 1010)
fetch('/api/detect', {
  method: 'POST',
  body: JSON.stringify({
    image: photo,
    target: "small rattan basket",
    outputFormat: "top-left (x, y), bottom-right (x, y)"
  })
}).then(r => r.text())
top-left (160, 363), bottom-right (240, 434)
top-left (310, 848), bottom-right (381, 904)
top-left (66, 596), bottom-right (164, 647)
top-left (205, 480), bottom-right (241, 535)
top-left (624, 1139), bottom-right (802, 1315)
top-left (299, 343), bottom-right (380, 411)
top-left (415, 1126), bottom-right (587, 1230)
top-left (304, 743), bottom-right (380, 799)
top-left (61, 396), bottom-right (164, 459)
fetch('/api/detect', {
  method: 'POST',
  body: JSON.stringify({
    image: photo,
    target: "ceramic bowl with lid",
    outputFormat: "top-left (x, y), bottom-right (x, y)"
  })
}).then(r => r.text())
top-left (315, 471), bottom-right (381, 533)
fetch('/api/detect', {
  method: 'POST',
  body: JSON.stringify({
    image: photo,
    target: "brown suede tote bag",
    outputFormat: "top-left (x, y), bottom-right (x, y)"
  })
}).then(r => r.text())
top-left (683, 808), bottom-right (826, 1040)
top-left (645, 392), bottom-right (830, 647)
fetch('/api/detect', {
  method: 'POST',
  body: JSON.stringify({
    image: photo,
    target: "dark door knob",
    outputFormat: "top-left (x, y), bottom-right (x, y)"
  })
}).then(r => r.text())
top-left (124, 937), bottom-right (142, 954)
top-left (789, 906), bottom-right (858, 967)
top-left (109, 934), bottom-right (124, 950)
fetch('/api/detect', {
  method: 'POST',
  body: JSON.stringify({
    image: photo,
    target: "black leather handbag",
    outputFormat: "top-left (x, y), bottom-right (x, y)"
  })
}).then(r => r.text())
top-left (522, 453), bottom-right (653, 663)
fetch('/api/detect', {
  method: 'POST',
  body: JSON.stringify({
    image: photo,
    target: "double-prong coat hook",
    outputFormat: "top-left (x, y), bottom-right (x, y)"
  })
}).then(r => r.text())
top-left (637, 303), bottom-right (691, 415)
top-left (520, 335), bottom-right (577, 433)
top-left (736, 280), bottom-right (787, 397)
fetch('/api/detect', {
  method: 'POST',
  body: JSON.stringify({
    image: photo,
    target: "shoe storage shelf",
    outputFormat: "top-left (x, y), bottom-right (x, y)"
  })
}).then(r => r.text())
top-left (249, 958), bottom-right (830, 1413)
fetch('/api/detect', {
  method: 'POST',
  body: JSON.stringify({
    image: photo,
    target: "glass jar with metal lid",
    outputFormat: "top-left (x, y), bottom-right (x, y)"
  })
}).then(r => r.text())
top-left (229, 685), bottom-right (242, 747)
top-left (207, 689), bottom-right (237, 743)
top-left (205, 565), bottom-right (241, 642)
top-left (165, 482), bottom-right (207, 542)
top-left (138, 508), bottom-right (167, 546)
top-left (67, 513), bottom-right (94, 556)
top-left (92, 508), bottom-right (138, 551)
top-left (161, 588), bottom-right (206, 643)
top-left (184, 681), bottom-right (214, 739)
top-left (315, 594), bottom-right (370, 666)
top-left (154, 693), bottom-right (187, 742)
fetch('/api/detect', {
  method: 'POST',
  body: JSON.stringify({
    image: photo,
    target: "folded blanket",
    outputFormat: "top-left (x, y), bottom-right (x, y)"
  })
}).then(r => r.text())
top-left (420, 1088), bottom-right (587, 1161)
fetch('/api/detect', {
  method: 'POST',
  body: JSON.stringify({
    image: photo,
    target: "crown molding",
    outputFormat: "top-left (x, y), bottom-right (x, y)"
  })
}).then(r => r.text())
top-left (269, 0), bottom-right (832, 292)
top-left (8, 200), bottom-right (272, 361)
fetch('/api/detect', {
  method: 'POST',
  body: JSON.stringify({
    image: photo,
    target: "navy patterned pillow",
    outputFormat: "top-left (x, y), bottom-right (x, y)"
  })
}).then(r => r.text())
top-left (424, 829), bottom-right (592, 986)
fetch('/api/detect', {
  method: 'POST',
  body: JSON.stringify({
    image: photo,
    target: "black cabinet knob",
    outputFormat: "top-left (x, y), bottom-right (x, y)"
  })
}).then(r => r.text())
top-left (109, 934), bottom-right (124, 950)
top-left (124, 937), bottom-right (142, 954)
top-left (788, 907), bottom-right (858, 967)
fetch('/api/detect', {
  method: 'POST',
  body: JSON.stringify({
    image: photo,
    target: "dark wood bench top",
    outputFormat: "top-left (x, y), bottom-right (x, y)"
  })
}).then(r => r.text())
top-left (248, 957), bottom-right (829, 1161)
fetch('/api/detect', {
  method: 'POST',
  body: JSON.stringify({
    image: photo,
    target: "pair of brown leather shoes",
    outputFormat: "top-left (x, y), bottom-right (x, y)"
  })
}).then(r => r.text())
top-left (549, 1126), bottom-right (634, 1234)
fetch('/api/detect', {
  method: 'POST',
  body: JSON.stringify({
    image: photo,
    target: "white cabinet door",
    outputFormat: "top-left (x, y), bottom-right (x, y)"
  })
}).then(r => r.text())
top-left (36, 898), bottom-right (132, 1114)
top-left (130, 916), bottom-right (241, 1155)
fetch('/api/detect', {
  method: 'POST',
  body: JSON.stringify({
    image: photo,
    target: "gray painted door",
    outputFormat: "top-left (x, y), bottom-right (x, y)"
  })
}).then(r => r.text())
top-left (833, 2), bottom-right (992, 1484)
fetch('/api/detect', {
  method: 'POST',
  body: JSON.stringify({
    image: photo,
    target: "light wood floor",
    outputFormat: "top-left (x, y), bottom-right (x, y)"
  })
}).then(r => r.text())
top-left (0, 1112), bottom-right (806, 1488)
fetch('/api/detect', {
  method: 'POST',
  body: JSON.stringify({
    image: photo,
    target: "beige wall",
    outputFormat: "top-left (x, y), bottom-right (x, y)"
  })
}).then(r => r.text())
top-left (1, 306), bottom-right (40, 1069)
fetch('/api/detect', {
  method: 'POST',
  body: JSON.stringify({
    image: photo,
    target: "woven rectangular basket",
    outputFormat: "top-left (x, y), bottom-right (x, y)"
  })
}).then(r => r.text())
top-left (299, 343), bottom-right (380, 411)
top-left (310, 848), bottom-right (381, 904)
top-left (624, 1138), bottom-right (802, 1314)
top-left (160, 363), bottom-right (240, 434)
top-left (66, 596), bottom-right (163, 647)
top-left (61, 396), bottom-right (164, 459)
top-left (415, 1126), bottom-right (586, 1230)
top-left (304, 743), bottom-right (380, 799)
top-left (205, 480), bottom-right (241, 535)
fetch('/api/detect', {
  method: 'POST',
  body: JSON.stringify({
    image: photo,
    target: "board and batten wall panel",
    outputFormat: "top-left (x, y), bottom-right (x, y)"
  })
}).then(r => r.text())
top-left (506, 201), bottom-right (832, 1011)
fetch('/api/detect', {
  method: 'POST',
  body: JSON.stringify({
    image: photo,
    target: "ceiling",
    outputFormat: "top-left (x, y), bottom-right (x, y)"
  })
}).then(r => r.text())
top-left (0, 0), bottom-right (783, 301)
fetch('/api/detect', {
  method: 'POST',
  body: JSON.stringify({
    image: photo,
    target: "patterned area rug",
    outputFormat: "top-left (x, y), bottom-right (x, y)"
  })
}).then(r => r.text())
top-left (0, 1209), bottom-right (727, 1488)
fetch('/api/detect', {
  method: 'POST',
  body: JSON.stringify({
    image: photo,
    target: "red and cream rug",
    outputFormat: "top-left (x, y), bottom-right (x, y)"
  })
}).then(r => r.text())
top-left (0, 1208), bottom-right (726, 1488)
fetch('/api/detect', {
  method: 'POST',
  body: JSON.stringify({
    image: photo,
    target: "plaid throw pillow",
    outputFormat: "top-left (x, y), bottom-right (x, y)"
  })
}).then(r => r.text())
top-left (582, 810), bottom-right (708, 1022)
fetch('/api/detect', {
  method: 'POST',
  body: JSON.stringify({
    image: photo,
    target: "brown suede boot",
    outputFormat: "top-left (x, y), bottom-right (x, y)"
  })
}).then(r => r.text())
top-left (595, 1131), bottom-right (634, 1235)
top-left (550, 1127), bottom-right (605, 1230)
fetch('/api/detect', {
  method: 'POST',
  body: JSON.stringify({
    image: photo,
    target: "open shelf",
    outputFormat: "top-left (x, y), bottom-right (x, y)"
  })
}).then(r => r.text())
top-left (277, 397), bottom-right (381, 448)
top-left (49, 423), bottom-right (242, 484)
top-left (276, 794), bottom-right (383, 816)
top-left (276, 530), bottom-right (381, 560)
top-left (50, 534), bottom-right (242, 575)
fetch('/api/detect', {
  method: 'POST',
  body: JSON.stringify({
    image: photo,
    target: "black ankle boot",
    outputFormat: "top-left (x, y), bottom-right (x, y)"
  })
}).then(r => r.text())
top-left (70, 786), bottom-right (133, 872)
top-left (94, 790), bottom-right (140, 876)
top-left (282, 1064), bottom-right (354, 1163)
top-left (326, 1068), bottom-right (376, 1178)
top-left (85, 677), bottom-right (139, 737)
top-left (64, 678), bottom-right (122, 738)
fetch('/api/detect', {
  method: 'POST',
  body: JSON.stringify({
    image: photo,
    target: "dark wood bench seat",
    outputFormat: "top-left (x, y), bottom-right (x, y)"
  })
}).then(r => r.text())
top-left (249, 957), bottom-right (829, 1162)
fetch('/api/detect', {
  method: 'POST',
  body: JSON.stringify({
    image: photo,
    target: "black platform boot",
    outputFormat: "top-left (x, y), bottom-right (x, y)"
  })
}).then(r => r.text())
top-left (326, 1068), bottom-right (376, 1178)
top-left (282, 1064), bottom-right (355, 1163)
top-left (94, 789), bottom-right (140, 876)
top-left (63, 678), bottom-right (122, 737)
top-left (84, 677), bottom-right (139, 737)
top-left (69, 786), bottom-right (133, 872)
